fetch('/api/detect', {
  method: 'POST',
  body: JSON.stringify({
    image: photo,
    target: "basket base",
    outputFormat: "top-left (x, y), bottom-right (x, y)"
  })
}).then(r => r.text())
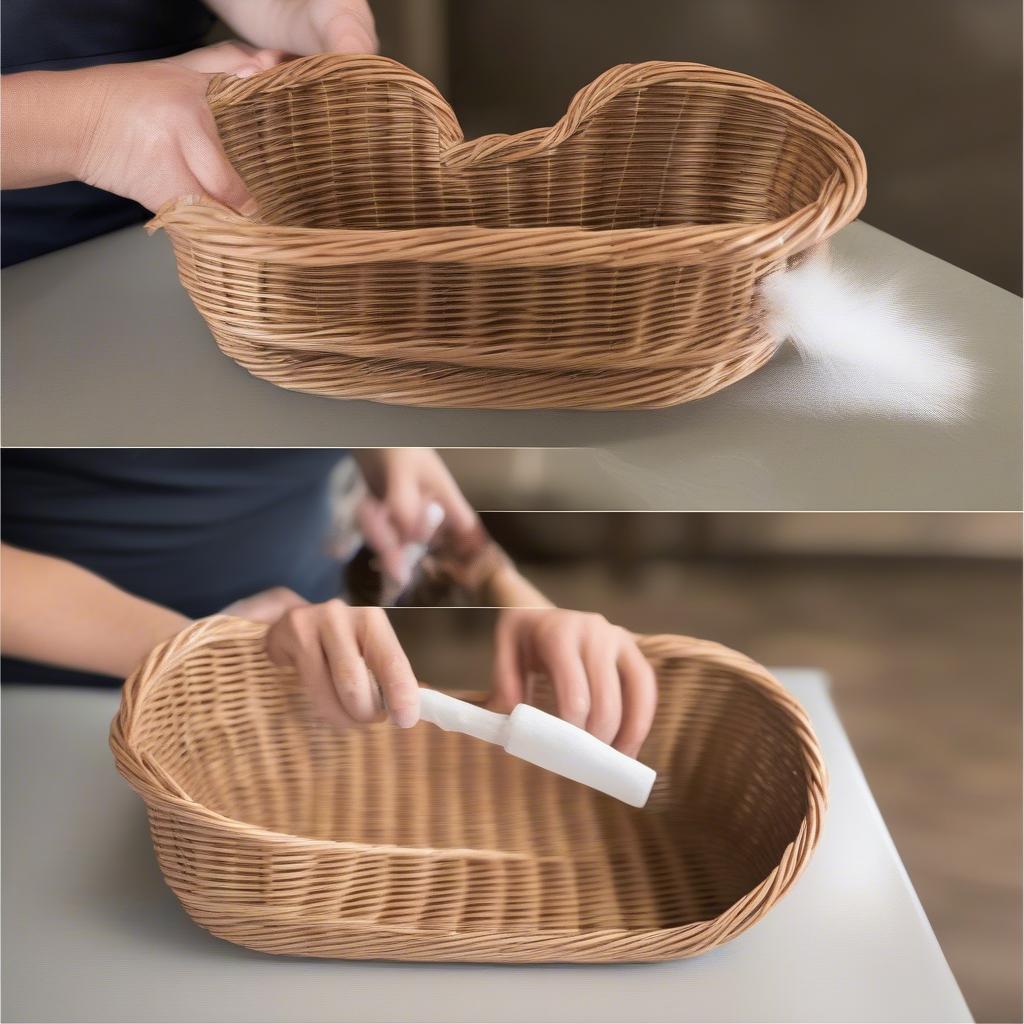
top-left (213, 337), bottom-right (779, 410)
top-left (193, 914), bottom-right (725, 963)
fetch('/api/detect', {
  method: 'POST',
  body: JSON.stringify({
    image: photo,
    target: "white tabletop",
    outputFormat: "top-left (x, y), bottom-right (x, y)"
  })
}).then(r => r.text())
top-left (2, 221), bottom-right (1020, 511)
top-left (1, 672), bottom-right (971, 1023)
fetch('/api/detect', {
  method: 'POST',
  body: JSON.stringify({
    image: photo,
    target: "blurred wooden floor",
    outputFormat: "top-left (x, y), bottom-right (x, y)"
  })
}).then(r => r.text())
top-left (395, 556), bottom-right (1022, 1023)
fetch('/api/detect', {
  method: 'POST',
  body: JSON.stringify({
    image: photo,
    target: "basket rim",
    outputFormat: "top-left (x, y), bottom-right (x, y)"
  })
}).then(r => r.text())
top-left (149, 55), bottom-right (866, 269)
top-left (110, 615), bottom-right (828, 933)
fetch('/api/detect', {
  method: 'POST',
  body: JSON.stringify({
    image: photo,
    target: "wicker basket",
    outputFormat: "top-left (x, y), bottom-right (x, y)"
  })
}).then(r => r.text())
top-left (110, 610), bottom-right (827, 962)
top-left (151, 55), bottom-right (866, 409)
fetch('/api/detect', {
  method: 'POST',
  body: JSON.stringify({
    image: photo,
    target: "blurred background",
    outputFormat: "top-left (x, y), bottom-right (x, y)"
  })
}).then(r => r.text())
top-left (392, 508), bottom-right (1022, 1023)
top-left (367, 0), bottom-right (1022, 292)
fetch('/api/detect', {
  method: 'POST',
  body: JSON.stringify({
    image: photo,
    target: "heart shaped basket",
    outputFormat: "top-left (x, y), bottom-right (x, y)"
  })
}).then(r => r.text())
top-left (110, 559), bottom-right (827, 962)
top-left (151, 55), bottom-right (866, 409)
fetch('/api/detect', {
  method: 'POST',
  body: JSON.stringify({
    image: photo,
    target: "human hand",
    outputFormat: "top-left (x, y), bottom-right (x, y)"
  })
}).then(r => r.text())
top-left (265, 599), bottom-right (420, 730)
top-left (489, 609), bottom-right (658, 758)
top-left (70, 41), bottom-right (291, 213)
top-left (209, 0), bottom-right (378, 56)
top-left (353, 449), bottom-right (477, 587)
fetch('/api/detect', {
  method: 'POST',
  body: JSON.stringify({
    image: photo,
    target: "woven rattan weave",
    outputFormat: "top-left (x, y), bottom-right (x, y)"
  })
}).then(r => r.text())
top-left (111, 615), bottom-right (827, 962)
top-left (152, 55), bottom-right (866, 409)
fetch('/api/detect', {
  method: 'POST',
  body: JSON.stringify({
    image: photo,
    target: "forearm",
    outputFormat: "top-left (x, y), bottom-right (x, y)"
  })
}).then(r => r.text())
top-left (1, 70), bottom-right (98, 190)
top-left (1, 544), bottom-right (190, 678)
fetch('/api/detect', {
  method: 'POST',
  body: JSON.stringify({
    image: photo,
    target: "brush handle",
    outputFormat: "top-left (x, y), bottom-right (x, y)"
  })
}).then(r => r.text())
top-left (416, 688), bottom-right (657, 808)
top-left (417, 687), bottom-right (509, 746)
top-left (505, 704), bottom-right (656, 808)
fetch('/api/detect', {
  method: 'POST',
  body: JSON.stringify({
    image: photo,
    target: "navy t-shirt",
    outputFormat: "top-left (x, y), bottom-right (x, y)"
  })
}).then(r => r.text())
top-left (1, 0), bottom-right (216, 266)
top-left (1, 450), bottom-right (349, 686)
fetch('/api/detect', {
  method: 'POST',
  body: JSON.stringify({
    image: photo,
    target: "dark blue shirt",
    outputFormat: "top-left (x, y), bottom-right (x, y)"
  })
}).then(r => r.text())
top-left (2, 450), bottom-right (349, 685)
top-left (1, 0), bottom-right (216, 266)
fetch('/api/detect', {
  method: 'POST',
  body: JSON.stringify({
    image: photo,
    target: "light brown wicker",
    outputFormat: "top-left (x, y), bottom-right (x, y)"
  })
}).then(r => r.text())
top-left (110, 613), bottom-right (827, 962)
top-left (151, 55), bottom-right (866, 409)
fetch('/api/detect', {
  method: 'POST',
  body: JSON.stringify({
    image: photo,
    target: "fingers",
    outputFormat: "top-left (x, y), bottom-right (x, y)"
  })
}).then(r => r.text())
top-left (183, 123), bottom-right (255, 213)
top-left (536, 622), bottom-right (591, 729)
top-left (489, 612), bottom-right (526, 712)
top-left (265, 602), bottom-right (418, 731)
top-left (615, 639), bottom-right (658, 758)
top-left (359, 609), bottom-right (420, 728)
top-left (320, 1), bottom-right (379, 53)
top-left (320, 601), bottom-right (377, 723)
top-left (158, 42), bottom-right (288, 214)
top-left (266, 603), bottom-right (356, 730)
top-left (499, 610), bottom-right (657, 757)
top-left (582, 622), bottom-right (623, 746)
top-left (134, 103), bottom-right (254, 215)
top-left (297, 641), bottom-right (355, 731)
top-left (357, 449), bottom-right (475, 548)
top-left (357, 450), bottom-right (467, 586)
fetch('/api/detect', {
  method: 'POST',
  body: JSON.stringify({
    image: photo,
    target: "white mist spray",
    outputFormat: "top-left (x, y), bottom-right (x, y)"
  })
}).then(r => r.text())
top-left (757, 249), bottom-right (976, 421)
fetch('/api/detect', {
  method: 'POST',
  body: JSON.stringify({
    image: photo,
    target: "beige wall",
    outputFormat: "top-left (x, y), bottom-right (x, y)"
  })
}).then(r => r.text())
top-left (704, 512), bottom-right (1023, 558)
top-left (443, 451), bottom-right (1022, 558)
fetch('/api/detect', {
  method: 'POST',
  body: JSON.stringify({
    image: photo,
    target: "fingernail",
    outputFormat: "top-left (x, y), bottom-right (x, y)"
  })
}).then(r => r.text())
top-left (425, 502), bottom-right (445, 536)
top-left (235, 64), bottom-right (260, 79)
top-left (391, 705), bottom-right (419, 729)
top-left (239, 198), bottom-right (259, 218)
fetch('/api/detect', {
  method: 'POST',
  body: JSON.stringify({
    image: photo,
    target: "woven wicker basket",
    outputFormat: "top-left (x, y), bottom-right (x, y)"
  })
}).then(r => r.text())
top-left (110, 609), bottom-right (827, 962)
top-left (151, 55), bottom-right (866, 409)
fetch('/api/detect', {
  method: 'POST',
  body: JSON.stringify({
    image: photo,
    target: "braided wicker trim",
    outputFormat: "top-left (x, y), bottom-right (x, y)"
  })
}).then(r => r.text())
top-left (152, 57), bottom-right (864, 270)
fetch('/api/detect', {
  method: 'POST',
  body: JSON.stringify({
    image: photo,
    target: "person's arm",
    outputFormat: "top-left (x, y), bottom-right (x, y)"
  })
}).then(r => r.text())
top-left (0, 71), bottom-right (97, 190)
top-left (1, 2), bottom-right (376, 205)
top-left (0, 544), bottom-right (190, 678)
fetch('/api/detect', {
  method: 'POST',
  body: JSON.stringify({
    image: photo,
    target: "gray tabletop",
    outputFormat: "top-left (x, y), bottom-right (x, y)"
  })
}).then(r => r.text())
top-left (1, 671), bottom-right (971, 1023)
top-left (2, 220), bottom-right (1020, 511)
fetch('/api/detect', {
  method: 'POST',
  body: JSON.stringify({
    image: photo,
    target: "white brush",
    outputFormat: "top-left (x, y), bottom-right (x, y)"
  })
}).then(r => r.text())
top-left (757, 249), bottom-right (976, 420)
top-left (417, 687), bottom-right (656, 808)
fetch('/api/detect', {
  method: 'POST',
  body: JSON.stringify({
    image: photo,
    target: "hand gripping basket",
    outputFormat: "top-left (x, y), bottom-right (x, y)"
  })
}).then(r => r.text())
top-left (151, 55), bottom-right (866, 409)
top-left (110, 570), bottom-right (827, 962)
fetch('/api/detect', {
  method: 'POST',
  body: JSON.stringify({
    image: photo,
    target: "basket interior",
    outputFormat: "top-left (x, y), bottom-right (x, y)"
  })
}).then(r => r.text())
top-left (132, 633), bottom-right (812, 934)
top-left (210, 64), bottom-right (842, 234)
